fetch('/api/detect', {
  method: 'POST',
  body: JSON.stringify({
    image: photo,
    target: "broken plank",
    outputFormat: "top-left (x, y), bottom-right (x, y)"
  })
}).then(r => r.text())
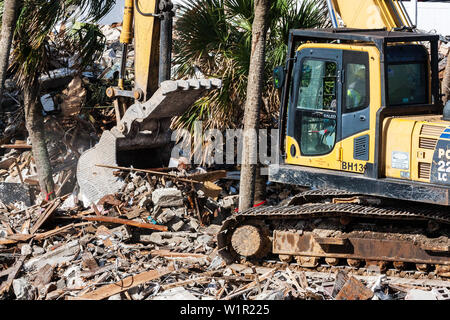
top-left (34, 222), bottom-right (92, 241)
top-left (96, 164), bottom-right (201, 184)
top-left (24, 178), bottom-right (39, 186)
top-left (30, 198), bottom-right (62, 234)
top-left (0, 158), bottom-right (16, 170)
top-left (150, 250), bottom-right (208, 259)
top-left (0, 144), bottom-right (32, 149)
top-left (82, 216), bottom-right (168, 231)
top-left (188, 170), bottom-right (227, 182)
top-left (1, 221), bottom-right (14, 236)
top-left (91, 203), bottom-right (103, 216)
top-left (70, 265), bottom-right (175, 300)
top-left (6, 233), bottom-right (33, 242)
top-left (221, 269), bottom-right (276, 300)
top-left (0, 239), bottom-right (18, 245)
top-left (0, 255), bottom-right (27, 294)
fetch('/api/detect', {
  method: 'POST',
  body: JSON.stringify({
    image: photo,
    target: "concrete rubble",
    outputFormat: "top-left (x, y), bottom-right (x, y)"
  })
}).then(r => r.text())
top-left (1, 158), bottom-right (449, 300)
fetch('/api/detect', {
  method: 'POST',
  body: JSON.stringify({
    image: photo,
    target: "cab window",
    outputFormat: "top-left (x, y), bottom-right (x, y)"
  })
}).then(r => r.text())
top-left (345, 63), bottom-right (367, 111)
top-left (387, 63), bottom-right (427, 105)
top-left (297, 59), bottom-right (337, 111)
top-left (297, 59), bottom-right (337, 156)
top-left (343, 51), bottom-right (369, 113)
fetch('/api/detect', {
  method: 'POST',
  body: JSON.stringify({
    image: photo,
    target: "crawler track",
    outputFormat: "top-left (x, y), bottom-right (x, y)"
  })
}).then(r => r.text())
top-left (217, 190), bottom-right (450, 278)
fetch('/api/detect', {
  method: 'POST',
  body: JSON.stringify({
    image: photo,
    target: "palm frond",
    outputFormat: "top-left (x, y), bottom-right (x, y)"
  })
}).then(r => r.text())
top-left (173, 0), bottom-right (330, 133)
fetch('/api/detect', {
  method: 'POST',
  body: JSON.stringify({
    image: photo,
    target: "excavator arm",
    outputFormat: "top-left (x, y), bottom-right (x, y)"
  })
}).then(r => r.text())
top-left (327, 0), bottom-right (413, 30)
top-left (76, 0), bottom-right (221, 204)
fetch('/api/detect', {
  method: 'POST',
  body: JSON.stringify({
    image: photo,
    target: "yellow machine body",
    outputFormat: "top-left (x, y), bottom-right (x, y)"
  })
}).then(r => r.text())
top-left (330, 0), bottom-right (412, 29)
top-left (282, 39), bottom-right (450, 192)
top-left (285, 43), bottom-right (380, 174)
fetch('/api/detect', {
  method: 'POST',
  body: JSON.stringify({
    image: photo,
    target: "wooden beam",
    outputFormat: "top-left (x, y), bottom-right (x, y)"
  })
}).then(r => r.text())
top-left (34, 222), bottom-right (92, 241)
top-left (69, 265), bottom-right (174, 300)
top-left (0, 144), bottom-right (32, 149)
top-left (0, 255), bottom-right (27, 294)
top-left (82, 216), bottom-right (168, 231)
top-left (150, 250), bottom-right (207, 259)
top-left (30, 198), bottom-right (62, 234)
top-left (96, 164), bottom-right (200, 184)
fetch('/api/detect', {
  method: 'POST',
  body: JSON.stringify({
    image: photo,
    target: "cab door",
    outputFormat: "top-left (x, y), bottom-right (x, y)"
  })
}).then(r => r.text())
top-left (285, 47), bottom-right (343, 171)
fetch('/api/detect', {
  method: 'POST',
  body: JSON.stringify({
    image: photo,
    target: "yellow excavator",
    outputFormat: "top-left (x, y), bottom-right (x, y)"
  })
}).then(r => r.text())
top-left (218, 0), bottom-right (450, 275)
top-left (76, 0), bottom-right (221, 204)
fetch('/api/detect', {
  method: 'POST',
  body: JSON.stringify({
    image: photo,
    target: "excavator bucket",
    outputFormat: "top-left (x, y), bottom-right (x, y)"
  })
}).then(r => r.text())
top-left (77, 78), bottom-right (221, 204)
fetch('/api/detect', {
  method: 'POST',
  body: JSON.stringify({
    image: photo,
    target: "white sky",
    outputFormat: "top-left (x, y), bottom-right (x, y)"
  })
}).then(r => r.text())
top-left (97, 0), bottom-right (450, 36)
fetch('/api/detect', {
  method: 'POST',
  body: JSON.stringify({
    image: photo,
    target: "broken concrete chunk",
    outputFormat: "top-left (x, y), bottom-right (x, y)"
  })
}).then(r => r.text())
top-left (221, 195), bottom-right (239, 210)
top-left (20, 244), bottom-right (32, 256)
top-left (13, 278), bottom-right (36, 300)
top-left (64, 265), bottom-right (85, 289)
top-left (0, 183), bottom-right (32, 206)
top-left (196, 234), bottom-right (213, 246)
top-left (138, 195), bottom-right (151, 208)
top-left (335, 277), bottom-right (374, 300)
top-left (33, 264), bottom-right (55, 288)
top-left (125, 182), bottom-right (135, 193)
top-left (108, 293), bottom-right (122, 300)
top-left (40, 94), bottom-right (55, 113)
top-left (185, 217), bottom-right (200, 232)
top-left (254, 290), bottom-right (284, 300)
top-left (60, 76), bottom-right (86, 117)
top-left (134, 185), bottom-right (148, 196)
top-left (168, 217), bottom-right (185, 232)
top-left (111, 225), bottom-right (133, 241)
top-left (152, 188), bottom-right (183, 207)
top-left (405, 289), bottom-right (437, 300)
top-left (24, 240), bottom-right (80, 271)
top-left (156, 209), bottom-right (176, 224)
top-left (151, 287), bottom-right (198, 300)
top-left (0, 227), bottom-right (6, 238)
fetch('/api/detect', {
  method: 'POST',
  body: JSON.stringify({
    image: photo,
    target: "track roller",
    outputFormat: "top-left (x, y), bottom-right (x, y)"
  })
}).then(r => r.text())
top-left (325, 257), bottom-right (340, 266)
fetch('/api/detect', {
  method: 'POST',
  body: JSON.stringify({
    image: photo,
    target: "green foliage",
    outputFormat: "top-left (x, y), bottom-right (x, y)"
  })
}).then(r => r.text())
top-left (172, 0), bottom-right (329, 132)
top-left (9, 0), bottom-right (114, 88)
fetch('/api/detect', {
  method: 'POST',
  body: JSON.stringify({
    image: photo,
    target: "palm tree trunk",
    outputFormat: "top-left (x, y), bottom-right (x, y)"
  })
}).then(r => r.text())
top-left (24, 79), bottom-right (55, 201)
top-left (443, 54), bottom-right (450, 104)
top-left (239, 0), bottom-right (269, 212)
top-left (0, 0), bottom-right (22, 109)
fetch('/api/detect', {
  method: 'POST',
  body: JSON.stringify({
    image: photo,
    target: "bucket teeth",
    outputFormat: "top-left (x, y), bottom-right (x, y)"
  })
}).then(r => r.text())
top-left (76, 78), bottom-right (221, 204)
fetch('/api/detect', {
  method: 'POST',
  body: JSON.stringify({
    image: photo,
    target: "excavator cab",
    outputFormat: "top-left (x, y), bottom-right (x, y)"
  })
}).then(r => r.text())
top-left (271, 29), bottom-right (449, 205)
top-left (218, 0), bottom-right (450, 271)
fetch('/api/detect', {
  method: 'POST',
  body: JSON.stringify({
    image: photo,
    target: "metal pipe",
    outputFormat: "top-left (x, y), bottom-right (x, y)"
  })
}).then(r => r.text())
top-left (326, 0), bottom-right (339, 28)
top-left (119, 0), bottom-right (134, 89)
top-left (412, 0), bottom-right (418, 27)
top-left (159, 0), bottom-right (174, 85)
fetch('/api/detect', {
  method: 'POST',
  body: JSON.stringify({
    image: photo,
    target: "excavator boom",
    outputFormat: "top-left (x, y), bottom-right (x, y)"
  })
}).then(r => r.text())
top-left (76, 0), bottom-right (221, 204)
top-left (327, 0), bottom-right (413, 30)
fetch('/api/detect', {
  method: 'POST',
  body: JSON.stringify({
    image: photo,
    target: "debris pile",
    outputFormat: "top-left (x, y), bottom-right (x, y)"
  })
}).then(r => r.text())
top-left (1, 161), bottom-right (449, 300)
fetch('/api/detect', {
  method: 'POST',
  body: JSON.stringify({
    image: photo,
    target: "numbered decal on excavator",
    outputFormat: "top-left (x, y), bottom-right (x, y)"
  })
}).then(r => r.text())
top-left (430, 127), bottom-right (450, 185)
top-left (341, 162), bottom-right (367, 173)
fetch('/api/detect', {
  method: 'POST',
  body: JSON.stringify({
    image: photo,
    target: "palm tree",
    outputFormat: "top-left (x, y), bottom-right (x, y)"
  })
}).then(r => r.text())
top-left (4, 0), bottom-right (114, 200)
top-left (172, 0), bottom-right (329, 133)
top-left (173, 0), bottom-right (329, 207)
top-left (0, 0), bottom-right (22, 111)
top-left (444, 56), bottom-right (450, 105)
top-left (239, 0), bottom-right (269, 211)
